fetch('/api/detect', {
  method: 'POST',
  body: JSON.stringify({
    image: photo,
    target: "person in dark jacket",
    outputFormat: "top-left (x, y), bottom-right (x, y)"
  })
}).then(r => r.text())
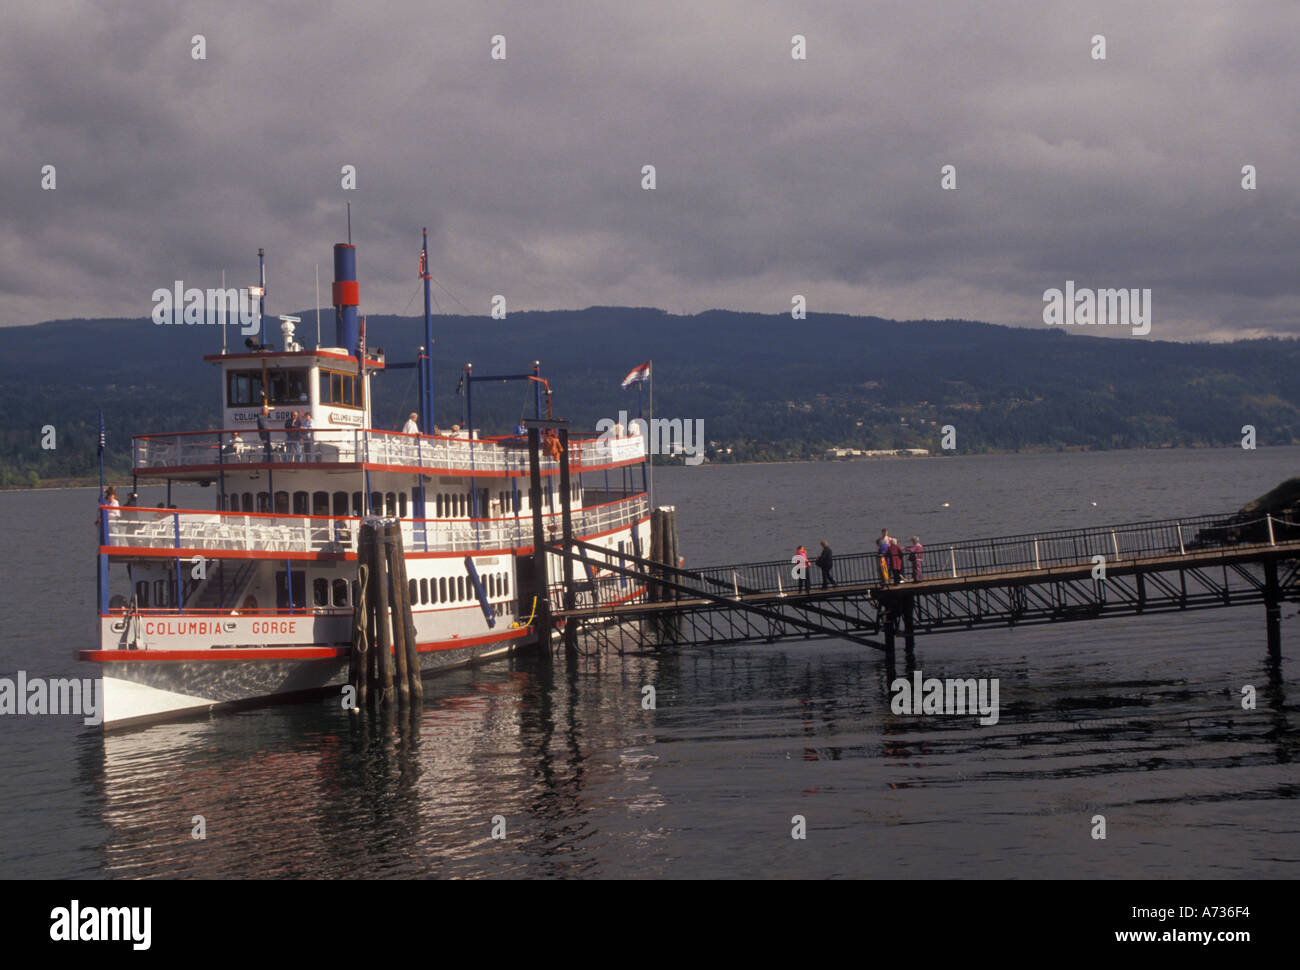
top-left (285, 410), bottom-right (303, 461)
top-left (907, 536), bottom-right (924, 582)
top-left (815, 540), bottom-right (835, 589)
top-left (256, 401), bottom-right (271, 459)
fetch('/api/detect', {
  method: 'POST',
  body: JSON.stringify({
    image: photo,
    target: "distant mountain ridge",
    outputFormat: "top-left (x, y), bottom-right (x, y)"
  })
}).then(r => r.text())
top-left (1, 308), bottom-right (1297, 485)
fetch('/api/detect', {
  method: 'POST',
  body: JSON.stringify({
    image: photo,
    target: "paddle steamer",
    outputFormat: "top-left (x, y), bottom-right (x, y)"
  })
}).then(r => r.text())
top-left (84, 234), bottom-right (650, 728)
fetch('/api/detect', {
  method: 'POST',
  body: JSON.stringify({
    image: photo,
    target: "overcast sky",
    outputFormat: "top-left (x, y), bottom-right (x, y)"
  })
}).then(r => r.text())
top-left (3, 0), bottom-right (1297, 341)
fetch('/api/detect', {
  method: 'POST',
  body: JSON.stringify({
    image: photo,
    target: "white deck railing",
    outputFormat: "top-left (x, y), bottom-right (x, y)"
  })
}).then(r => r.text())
top-left (103, 495), bottom-right (649, 555)
top-left (133, 429), bottom-right (646, 475)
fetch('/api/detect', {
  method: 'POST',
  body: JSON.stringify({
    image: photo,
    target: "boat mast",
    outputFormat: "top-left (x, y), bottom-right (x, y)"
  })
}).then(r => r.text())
top-left (422, 227), bottom-right (434, 433)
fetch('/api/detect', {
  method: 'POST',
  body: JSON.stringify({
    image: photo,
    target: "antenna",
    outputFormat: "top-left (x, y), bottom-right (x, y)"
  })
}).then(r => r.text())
top-left (346, 202), bottom-right (351, 245)
top-left (315, 263), bottom-right (321, 348)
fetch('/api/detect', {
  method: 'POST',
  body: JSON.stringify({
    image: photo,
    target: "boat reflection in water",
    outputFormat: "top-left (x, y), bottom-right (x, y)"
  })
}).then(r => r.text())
top-left (80, 651), bottom-right (670, 878)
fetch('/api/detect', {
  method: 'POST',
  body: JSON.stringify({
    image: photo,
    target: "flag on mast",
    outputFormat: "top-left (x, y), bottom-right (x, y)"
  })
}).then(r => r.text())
top-left (97, 410), bottom-right (106, 455)
top-left (621, 361), bottom-right (651, 388)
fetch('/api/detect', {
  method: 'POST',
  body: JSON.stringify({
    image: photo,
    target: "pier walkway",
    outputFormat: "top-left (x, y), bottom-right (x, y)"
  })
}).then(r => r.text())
top-left (548, 511), bottom-right (1300, 659)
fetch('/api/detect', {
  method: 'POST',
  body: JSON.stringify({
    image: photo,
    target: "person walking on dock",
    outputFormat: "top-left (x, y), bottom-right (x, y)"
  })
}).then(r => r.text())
top-left (815, 540), bottom-right (835, 589)
top-left (889, 537), bottom-right (904, 584)
top-left (794, 544), bottom-right (811, 594)
top-left (907, 536), bottom-right (924, 582)
top-left (878, 529), bottom-right (892, 584)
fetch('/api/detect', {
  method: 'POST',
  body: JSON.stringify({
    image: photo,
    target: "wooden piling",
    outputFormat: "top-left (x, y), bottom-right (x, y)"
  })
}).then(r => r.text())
top-left (384, 522), bottom-right (411, 705)
top-left (666, 507), bottom-right (680, 602)
top-left (387, 519), bottom-right (424, 703)
top-left (649, 508), bottom-right (664, 602)
top-left (370, 521), bottom-right (395, 702)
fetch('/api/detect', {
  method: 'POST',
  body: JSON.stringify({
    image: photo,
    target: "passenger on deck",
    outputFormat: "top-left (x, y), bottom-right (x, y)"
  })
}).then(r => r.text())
top-left (98, 486), bottom-right (120, 545)
top-left (402, 412), bottom-right (419, 434)
top-left (285, 410), bottom-right (303, 461)
top-left (256, 403), bottom-right (272, 459)
top-left (299, 414), bottom-right (313, 461)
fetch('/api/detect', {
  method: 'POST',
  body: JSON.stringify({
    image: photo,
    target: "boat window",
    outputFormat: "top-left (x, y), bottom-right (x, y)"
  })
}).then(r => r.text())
top-left (384, 492), bottom-right (396, 516)
top-left (333, 579), bottom-right (349, 606)
top-left (398, 492), bottom-right (407, 517)
top-left (457, 576), bottom-right (465, 601)
top-left (503, 573), bottom-right (509, 596)
top-left (257, 492), bottom-right (270, 513)
top-left (135, 581), bottom-right (149, 608)
top-left (351, 492), bottom-right (363, 516)
top-left (331, 491), bottom-right (348, 516)
top-left (154, 579), bottom-right (167, 607)
top-left (319, 368), bottom-right (364, 409)
top-left (287, 370), bottom-right (309, 403)
top-left (370, 492), bottom-right (381, 515)
top-left (409, 578), bottom-right (418, 604)
top-left (226, 370), bottom-right (264, 407)
top-left (313, 578), bottom-right (329, 607)
top-left (420, 578), bottom-right (428, 604)
top-left (312, 491), bottom-right (330, 516)
top-left (438, 577), bottom-right (446, 602)
top-left (275, 491), bottom-right (290, 514)
top-left (293, 491), bottom-right (309, 515)
top-left (275, 570), bottom-right (307, 609)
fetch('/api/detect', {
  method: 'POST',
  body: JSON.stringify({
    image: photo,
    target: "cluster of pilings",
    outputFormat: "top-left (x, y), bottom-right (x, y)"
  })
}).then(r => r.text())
top-left (649, 506), bottom-right (681, 603)
top-left (349, 519), bottom-right (423, 709)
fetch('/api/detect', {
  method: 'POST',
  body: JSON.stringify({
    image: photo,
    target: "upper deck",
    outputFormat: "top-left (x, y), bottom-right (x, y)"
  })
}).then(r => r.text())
top-left (133, 428), bottom-right (647, 479)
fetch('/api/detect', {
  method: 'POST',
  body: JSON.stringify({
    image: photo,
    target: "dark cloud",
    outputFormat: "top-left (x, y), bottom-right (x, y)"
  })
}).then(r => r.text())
top-left (2, 0), bottom-right (1296, 340)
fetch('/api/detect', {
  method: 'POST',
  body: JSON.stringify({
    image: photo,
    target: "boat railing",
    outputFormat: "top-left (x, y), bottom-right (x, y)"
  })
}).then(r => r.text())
top-left (131, 428), bottom-right (647, 474)
top-left (100, 493), bottom-right (649, 556)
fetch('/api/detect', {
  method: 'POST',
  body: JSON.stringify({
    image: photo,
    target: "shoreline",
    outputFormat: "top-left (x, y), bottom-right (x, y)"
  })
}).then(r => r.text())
top-left (5, 441), bottom-right (1295, 491)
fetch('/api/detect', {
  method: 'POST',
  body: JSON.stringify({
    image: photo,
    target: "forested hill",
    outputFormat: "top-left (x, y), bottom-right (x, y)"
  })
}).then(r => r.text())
top-left (1, 307), bottom-right (1297, 485)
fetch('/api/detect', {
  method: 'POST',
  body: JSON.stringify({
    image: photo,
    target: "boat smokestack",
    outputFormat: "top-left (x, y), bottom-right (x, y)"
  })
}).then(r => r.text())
top-left (332, 243), bottom-right (360, 356)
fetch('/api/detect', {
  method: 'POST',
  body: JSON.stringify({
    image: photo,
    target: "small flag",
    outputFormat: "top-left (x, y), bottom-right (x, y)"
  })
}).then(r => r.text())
top-left (97, 410), bottom-right (105, 454)
top-left (621, 361), bottom-right (651, 388)
top-left (419, 248), bottom-right (427, 278)
top-left (357, 317), bottom-right (366, 377)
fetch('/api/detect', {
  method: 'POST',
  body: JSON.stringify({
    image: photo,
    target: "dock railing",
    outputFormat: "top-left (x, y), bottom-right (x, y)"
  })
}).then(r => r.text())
top-left (688, 512), bottom-right (1300, 595)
